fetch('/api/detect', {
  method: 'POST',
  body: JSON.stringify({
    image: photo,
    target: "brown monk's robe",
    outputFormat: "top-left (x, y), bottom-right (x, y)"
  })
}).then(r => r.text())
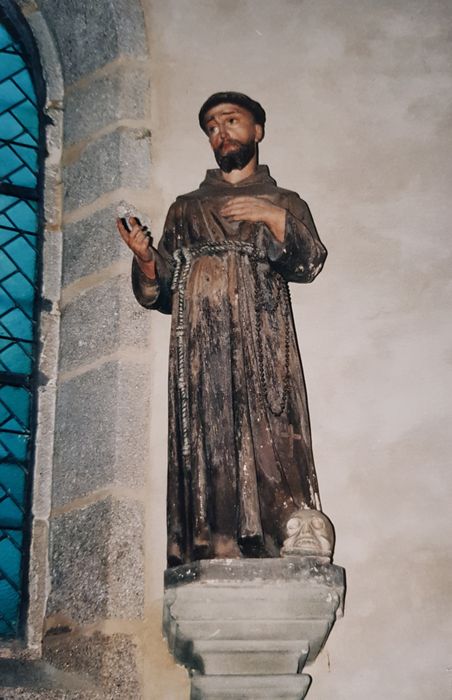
top-left (132, 165), bottom-right (327, 566)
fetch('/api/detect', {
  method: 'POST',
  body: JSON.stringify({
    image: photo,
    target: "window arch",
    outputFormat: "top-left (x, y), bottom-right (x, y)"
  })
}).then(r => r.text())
top-left (0, 5), bottom-right (45, 638)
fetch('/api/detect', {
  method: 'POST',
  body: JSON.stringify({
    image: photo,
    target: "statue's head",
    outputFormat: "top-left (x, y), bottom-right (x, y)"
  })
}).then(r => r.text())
top-left (198, 92), bottom-right (266, 173)
top-left (282, 509), bottom-right (335, 560)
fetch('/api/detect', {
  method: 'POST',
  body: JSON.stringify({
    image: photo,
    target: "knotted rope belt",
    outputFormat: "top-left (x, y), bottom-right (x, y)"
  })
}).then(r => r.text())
top-left (171, 241), bottom-right (291, 470)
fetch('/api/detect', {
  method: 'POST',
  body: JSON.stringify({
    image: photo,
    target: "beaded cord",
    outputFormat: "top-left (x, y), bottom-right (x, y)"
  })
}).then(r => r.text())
top-left (250, 254), bottom-right (291, 417)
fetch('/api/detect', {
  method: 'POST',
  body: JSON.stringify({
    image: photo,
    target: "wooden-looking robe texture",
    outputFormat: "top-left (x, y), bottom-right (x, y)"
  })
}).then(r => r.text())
top-left (132, 166), bottom-right (327, 566)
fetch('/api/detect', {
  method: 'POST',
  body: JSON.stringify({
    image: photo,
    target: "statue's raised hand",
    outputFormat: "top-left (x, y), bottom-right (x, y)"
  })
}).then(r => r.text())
top-left (116, 216), bottom-right (153, 260)
top-left (116, 216), bottom-right (157, 279)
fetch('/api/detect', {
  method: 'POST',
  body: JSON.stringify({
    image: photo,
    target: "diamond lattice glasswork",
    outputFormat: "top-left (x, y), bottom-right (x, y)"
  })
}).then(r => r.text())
top-left (0, 17), bottom-right (42, 638)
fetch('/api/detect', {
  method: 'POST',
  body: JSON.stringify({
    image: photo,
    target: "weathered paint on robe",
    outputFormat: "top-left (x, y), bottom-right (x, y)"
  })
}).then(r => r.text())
top-left (132, 165), bottom-right (327, 566)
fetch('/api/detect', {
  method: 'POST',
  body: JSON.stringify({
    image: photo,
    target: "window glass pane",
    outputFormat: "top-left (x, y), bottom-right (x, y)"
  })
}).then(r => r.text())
top-left (0, 195), bottom-right (39, 232)
top-left (0, 337), bottom-right (33, 375)
top-left (0, 17), bottom-right (42, 638)
top-left (0, 385), bottom-right (32, 432)
top-left (0, 194), bottom-right (38, 373)
top-left (0, 464), bottom-right (26, 527)
top-left (0, 529), bottom-right (23, 636)
top-left (0, 23), bottom-right (38, 190)
top-left (0, 431), bottom-right (29, 464)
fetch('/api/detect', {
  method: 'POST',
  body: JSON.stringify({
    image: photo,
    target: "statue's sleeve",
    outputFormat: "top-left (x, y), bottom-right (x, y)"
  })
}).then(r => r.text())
top-left (131, 202), bottom-right (178, 314)
top-left (267, 193), bottom-right (327, 283)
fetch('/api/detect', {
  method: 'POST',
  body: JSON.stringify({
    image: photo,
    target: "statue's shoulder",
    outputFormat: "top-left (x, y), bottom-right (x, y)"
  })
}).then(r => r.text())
top-left (171, 188), bottom-right (213, 208)
top-left (175, 189), bottom-right (203, 201)
top-left (274, 185), bottom-right (305, 202)
top-left (273, 185), bottom-right (310, 210)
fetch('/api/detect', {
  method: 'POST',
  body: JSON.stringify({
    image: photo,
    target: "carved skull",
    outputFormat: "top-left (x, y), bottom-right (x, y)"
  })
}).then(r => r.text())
top-left (281, 509), bottom-right (335, 560)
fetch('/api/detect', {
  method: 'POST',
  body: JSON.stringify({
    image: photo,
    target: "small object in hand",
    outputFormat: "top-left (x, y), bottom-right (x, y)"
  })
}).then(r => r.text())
top-left (120, 216), bottom-right (132, 233)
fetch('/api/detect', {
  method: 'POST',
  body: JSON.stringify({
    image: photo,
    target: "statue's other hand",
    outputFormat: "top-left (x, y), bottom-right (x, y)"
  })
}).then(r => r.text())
top-left (116, 216), bottom-right (157, 280)
top-left (220, 196), bottom-right (286, 242)
top-left (116, 216), bottom-right (154, 261)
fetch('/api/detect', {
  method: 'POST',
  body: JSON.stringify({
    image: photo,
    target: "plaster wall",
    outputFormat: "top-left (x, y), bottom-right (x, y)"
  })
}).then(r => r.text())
top-left (143, 1), bottom-right (452, 698)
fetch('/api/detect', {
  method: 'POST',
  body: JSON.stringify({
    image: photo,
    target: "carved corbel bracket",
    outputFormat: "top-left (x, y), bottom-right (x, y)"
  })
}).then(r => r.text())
top-left (163, 558), bottom-right (345, 699)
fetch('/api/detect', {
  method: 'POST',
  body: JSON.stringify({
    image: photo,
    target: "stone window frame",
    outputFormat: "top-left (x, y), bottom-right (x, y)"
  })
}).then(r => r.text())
top-left (0, 5), bottom-right (151, 695)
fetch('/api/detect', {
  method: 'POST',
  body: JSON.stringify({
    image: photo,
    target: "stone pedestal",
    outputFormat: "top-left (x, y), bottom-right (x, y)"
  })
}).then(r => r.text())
top-left (163, 558), bottom-right (345, 700)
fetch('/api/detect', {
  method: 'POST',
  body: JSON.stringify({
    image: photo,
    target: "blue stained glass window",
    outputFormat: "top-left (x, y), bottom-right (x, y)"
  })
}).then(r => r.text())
top-left (0, 13), bottom-right (44, 638)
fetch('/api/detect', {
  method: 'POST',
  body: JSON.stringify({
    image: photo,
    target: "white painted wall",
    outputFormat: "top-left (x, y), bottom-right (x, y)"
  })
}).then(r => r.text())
top-left (142, 1), bottom-right (452, 697)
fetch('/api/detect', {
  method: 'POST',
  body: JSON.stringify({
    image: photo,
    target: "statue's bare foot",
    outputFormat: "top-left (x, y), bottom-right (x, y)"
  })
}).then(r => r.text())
top-left (212, 534), bottom-right (243, 558)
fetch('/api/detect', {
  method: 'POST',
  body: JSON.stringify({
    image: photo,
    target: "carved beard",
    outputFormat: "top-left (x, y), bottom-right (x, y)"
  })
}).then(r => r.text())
top-left (214, 139), bottom-right (256, 173)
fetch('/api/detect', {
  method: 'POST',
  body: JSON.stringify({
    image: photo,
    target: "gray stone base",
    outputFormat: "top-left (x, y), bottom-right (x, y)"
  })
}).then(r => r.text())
top-left (163, 558), bottom-right (345, 699)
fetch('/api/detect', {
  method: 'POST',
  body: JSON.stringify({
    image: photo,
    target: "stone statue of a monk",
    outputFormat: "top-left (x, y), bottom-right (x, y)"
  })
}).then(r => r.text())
top-left (117, 92), bottom-right (327, 567)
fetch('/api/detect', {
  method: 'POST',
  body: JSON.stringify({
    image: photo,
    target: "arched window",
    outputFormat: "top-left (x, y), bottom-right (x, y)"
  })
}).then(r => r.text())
top-left (0, 6), bottom-right (45, 638)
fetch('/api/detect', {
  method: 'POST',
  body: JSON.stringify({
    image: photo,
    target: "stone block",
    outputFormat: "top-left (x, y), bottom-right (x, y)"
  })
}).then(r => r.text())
top-left (164, 557), bottom-right (345, 588)
top-left (41, 229), bottom-right (63, 304)
top-left (37, 0), bottom-right (147, 85)
top-left (63, 129), bottom-right (151, 213)
top-left (62, 206), bottom-right (131, 286)
top-left (59, 274), bottom-right (148, 373)
top-left (46, 497), bottom-right (144, 624)
top-left (43, 162), bottom-right (63, 230)
top-left (64, 67), bottom-right (150, 146)
top-left (26, 519), bottom-right (49, 651)
top-left (174, 619), bottom-right (330, 644)
top-left (45, 106), bottom-right (64, 167)
top-left (52, 360), bottom-right (150, 506)
top-left (37, 307), bottom-right (60, 385)
top-left (42, 104), bottom-right (64, 233)
top-left (192, 640), bottom-right (309, 676)
top-left (25, 10), bottom-right (64, 103)
top-left (44, 631), bottom-right (141, 699)
top-left (191, 674), bottom-right (311, 700)
top-left (33, 382), bottom-right (58, 519)
top-left (171, 585), bottom-right (339, 625)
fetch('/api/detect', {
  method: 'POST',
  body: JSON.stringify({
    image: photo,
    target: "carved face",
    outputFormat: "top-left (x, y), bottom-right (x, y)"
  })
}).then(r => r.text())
top-left (285, 510), bottom-right (334, 557)
top-left (203, 103), bottom-right (263, 172)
